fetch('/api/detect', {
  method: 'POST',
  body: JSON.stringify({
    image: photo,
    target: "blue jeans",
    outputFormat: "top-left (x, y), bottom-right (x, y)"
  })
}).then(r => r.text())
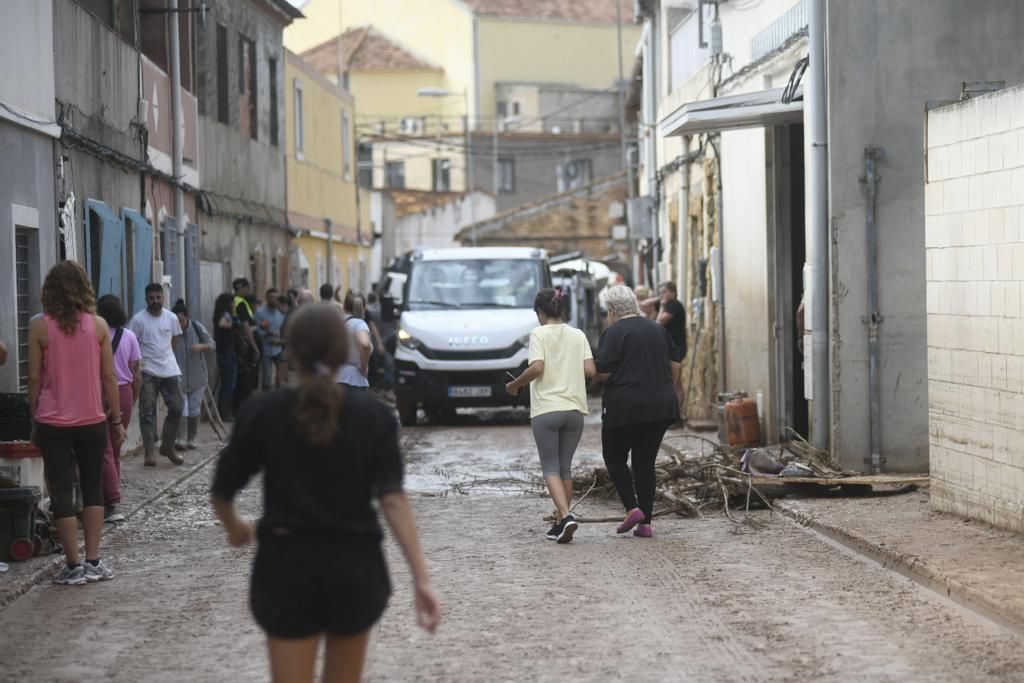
top-left (217, 351), bottom-right (238, 420)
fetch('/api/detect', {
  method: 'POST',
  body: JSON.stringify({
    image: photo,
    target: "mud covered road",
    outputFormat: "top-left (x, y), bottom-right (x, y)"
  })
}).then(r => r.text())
top-left (1, 409), bottom-right (1023, 681)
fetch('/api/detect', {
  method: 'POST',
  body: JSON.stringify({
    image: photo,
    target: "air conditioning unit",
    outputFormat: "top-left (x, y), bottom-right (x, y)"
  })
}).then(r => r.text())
top-left (399, 117), bottom-right (424, 135)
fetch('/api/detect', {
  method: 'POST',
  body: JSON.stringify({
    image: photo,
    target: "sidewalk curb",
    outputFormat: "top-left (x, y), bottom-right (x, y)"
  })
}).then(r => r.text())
top-left (775, 500), bottom-right (1024, 636)
top-left (0, 449), bottom-right (220, 611)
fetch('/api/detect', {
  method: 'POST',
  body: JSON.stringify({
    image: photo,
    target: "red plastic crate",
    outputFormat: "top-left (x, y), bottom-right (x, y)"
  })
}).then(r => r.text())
top-left (0, 441), bottom-right (41, 459)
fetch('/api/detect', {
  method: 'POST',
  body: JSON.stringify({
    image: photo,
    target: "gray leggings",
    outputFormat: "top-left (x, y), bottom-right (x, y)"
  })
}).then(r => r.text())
top-left (531, 410), bottom-right (585, 479)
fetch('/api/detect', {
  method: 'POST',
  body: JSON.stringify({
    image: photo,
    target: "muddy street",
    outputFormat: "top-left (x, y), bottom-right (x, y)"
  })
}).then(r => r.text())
top-left (1, 412), bottom-right (1023, 682)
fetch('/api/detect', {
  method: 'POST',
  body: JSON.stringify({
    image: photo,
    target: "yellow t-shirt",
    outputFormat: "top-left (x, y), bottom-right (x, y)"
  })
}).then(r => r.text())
top-left (528, 323), bottom-right (593, 418)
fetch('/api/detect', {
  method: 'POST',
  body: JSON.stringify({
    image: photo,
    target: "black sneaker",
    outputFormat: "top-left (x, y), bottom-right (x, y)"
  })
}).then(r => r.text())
top-left (545, 522), bottom-right (560, 540)
top-left (557, 514), bottom-right (579, 544)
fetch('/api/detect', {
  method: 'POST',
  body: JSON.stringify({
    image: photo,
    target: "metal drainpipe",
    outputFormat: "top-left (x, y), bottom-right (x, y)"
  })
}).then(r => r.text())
top-left (862, 147), bottom-right (883, 473)
top-left (168, 0), bottom-right (186, 304)
top-left (709, 136), bottom-right (725, 394)
top-left (806, 0), bottom-right (830, 452)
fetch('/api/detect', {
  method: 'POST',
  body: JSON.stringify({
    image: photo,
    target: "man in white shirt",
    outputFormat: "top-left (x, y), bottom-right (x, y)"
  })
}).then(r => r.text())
top-left (128, 283), bottom-right (185, 467)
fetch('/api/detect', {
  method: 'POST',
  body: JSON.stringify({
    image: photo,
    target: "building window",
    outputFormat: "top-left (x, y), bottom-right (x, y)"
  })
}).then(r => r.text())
top-left (293, 79), bottom-right (304, 158)
top-left (497, 101), bottom-right (508, 117)
top-left (269, 57), bottom-right (279, 146)
top-left (216, 24), bottom-right (229, 124)
top-left (239, 34), bottom-right (257, 140)
top-left (386, 161), bottom-right (405, 189)
top-left (557, 158), bottom-right (592, 192)
top-left (512, 101), bottom-right (521, 116)
top-left (398, 117), bottom-right (424, 135)
top-left (342, 110), bottom-right (352, 179)
top-left (358, 143), bottom-right (373, 188)
top-left (432, 158), bottom-right (451, 192)
top-left (14, 229), bottom-right (34, 390)
top-left (498, 158), bottom-right (516, 193)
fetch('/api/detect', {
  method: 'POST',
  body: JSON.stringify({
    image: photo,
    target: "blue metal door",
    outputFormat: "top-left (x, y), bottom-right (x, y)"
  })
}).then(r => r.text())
top-left (85, 199), bottom-right (125, 299)
top-left (122, 209), bottom-right (153, 316)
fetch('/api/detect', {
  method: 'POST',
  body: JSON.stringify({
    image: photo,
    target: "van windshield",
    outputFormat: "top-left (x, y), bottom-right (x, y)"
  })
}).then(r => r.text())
top-left (407, 259), bottom-right (545, 310)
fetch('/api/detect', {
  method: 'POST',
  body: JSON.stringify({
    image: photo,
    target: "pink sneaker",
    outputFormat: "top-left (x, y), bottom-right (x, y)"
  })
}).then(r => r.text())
top-left (617, 508), bottom-right (645, 534)
top-left (633, 524), bottom-right (653, 538)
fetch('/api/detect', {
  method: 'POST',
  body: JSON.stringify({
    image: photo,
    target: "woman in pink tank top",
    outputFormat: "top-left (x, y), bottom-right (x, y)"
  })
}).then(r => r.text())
top-left (27, 261), bottom-right (125, 586)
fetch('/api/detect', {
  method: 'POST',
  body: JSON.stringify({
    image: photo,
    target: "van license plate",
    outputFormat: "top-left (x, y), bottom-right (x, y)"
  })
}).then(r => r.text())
top-left (449, 386), bottom-right (491, 398)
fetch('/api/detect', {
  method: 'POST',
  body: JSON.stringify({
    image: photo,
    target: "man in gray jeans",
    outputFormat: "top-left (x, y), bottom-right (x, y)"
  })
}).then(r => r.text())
top-left (128, 284), bottom-right (185, 466)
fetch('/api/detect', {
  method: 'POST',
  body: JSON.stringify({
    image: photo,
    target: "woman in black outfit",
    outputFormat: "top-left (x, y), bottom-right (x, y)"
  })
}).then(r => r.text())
top-left (595, 285), bottom-right (680, 538)
top-left (211, 303), bottom-right (440, 682)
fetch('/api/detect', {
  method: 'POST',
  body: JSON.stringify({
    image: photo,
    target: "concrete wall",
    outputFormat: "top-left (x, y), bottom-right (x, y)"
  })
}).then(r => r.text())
top-left (0, 127), bottom-right (57, 393)
top-left (52, 0), bottom-right (143, 253)
top-left (827, 0), bottom-right (1024, 471)
top-left (193, 0), bottom-right (291, 291)
top-left (0, 1), bottom-right (58, 392)
top-left (926, 85), bottom-right (1024, 532)
top-left (477, 18), bottom-right (640, 128)
top-left (395, 191), bottom-right (495, 254)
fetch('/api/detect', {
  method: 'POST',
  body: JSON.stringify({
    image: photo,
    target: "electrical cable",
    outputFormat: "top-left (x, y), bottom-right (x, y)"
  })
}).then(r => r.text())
top-left (781, 56), bottom-right (809, 104)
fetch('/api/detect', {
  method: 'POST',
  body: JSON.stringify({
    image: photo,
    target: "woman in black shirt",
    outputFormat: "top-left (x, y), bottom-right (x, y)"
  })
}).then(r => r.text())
top-left (595, 285), bottom-right (680, 538)
top-left (211, 303), bottom-right (440, 682)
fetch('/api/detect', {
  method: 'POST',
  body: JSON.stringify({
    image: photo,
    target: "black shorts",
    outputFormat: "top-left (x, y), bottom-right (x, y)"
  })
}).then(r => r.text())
top-left (250, 535), bottom-right (391, 639)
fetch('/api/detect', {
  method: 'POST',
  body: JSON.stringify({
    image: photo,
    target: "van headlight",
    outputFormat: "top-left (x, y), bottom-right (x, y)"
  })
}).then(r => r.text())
top-left (398, 327), bottom-right (421, 350)
top-left (517, 333), bottom-right (531, 348)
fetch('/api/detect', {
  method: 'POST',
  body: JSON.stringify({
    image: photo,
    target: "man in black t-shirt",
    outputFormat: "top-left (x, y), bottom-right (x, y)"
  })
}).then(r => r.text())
top-left (655, 282), bottom-right (687, 363)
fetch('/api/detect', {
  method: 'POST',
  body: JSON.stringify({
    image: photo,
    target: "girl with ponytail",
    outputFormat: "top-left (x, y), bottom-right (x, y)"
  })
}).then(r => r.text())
top-left (211, 303), bottom-right (440, 680)
top-left (506, 287), bottom-right (597, 544)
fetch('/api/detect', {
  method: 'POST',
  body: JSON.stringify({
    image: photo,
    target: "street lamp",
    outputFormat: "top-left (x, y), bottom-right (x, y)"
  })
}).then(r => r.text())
top-left (417, 87), bottom-right (476, 245)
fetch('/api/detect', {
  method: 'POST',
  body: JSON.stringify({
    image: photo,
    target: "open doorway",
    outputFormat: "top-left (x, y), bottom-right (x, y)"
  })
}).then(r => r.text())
top-left (768, 123), bottom-right (808, 441)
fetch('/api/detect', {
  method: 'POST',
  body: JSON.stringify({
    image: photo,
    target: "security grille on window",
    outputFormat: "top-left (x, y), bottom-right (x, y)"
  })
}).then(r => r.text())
top-left (557, 158), bottom-right (592, 192)
top-left (498, 158), bottom-right (515, 193)
top-left (386, 161), bottom-right (405, 189)
top-left (432, 158), bottom-right (451, 192)
top-left (15, 230), bottom-right (33, 390)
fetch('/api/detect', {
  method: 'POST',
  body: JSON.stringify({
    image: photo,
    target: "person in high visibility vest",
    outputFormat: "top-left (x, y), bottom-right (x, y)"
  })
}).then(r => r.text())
top-left (231, 278), bottom-right (261, 413)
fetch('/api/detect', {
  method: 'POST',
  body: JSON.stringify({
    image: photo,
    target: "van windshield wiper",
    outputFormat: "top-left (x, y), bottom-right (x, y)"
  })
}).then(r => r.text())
top-left (461, 302), bottom-right (519, 308)
top-left (408, 299), bottom-right (460, 308)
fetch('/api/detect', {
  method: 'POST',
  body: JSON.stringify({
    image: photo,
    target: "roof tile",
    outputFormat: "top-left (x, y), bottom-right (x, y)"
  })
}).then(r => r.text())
top-left (301, 26), bottom-right (440, 75)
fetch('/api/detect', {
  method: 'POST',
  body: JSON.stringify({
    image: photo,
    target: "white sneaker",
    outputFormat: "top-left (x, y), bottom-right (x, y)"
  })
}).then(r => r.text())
top-left (84, 559), bottom-right (115, 582)
top-left (53, 564), bottom-right (88, 586)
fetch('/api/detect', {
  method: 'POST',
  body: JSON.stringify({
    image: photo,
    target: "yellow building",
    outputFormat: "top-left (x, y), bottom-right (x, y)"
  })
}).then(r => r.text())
top-left (285, 1), bottom-right (641, 200)
top-left (285, 50), bottom-right (372, 294)
top-left (287, 0), bottom-right (638, 127)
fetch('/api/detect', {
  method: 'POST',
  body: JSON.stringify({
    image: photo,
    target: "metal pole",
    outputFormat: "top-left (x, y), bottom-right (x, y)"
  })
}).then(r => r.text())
top-left (615, 0), bottom-right (636, 274)
top-left (464, 89), bottom-right (476, 245)
top-left (493, 117), bottom-right (499, 196)
top-left (806, 0), bottom-right (830, 452)
top-left (168, 0), bottom-right (186, 302)
top-left (325, 218), bottom-right (333, 289)
top-left (862, 147), bottom-right (883, 473)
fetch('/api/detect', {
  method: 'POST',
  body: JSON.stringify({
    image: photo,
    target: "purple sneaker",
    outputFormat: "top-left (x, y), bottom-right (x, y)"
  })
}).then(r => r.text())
top-left (633, 524), bottom-right (653, 538)
top-left (617, 508), bottom-right (645, 534)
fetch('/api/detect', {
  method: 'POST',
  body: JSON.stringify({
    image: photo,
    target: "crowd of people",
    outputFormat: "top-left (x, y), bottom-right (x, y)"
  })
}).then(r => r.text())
top-left (13, 257), bottom-right (687, 679)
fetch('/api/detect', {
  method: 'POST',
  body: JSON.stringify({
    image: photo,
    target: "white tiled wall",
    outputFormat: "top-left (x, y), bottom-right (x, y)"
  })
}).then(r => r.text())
top-left (926, 85), bottom-right (1024, 532)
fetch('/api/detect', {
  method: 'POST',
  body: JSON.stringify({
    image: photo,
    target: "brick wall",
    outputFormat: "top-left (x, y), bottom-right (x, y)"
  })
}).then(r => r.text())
top-left (926, 85), bottom-right (1024, 532)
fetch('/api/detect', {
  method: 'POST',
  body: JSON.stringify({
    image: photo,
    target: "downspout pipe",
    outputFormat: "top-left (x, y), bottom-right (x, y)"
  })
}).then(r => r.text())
top-left (168, 0), bottom-right (186, 303)
top-left (805, 0), bottom-right (829, 452)
top-left (711, 137), bottom-right (725, 394)
top-left (862, 147), bottom-right (883, 473)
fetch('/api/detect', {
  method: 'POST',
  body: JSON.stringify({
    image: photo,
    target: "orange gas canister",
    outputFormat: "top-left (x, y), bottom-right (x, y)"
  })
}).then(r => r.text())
top-left (725, 397), bottom-right (760, 447)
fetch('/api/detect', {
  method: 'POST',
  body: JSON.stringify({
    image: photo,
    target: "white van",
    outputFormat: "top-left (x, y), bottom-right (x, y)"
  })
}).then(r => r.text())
top-left (392, 247), bottom-right (551, 426)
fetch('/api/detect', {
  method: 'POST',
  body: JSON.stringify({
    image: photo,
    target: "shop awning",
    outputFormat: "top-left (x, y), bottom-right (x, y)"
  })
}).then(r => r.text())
top-left (659, 87), bottom-right (803, 137)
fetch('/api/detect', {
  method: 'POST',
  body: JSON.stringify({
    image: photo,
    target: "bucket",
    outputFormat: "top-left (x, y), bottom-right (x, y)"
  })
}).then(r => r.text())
top-left (0, 486), bottom-right (42, 562)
